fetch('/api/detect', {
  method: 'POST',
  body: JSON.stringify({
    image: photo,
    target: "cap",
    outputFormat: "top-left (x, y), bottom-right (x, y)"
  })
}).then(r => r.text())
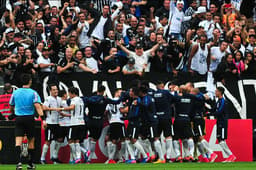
top-left (195, 6), bottom-right (206, 14)
top-left (127, 58), bottom-right (135, 64)
top-left (5, 27), bottom-right (14, 34)
top-left (135, 43), bottom-right (143, 49)
top-left (42, 46), bottom-right (50, 51)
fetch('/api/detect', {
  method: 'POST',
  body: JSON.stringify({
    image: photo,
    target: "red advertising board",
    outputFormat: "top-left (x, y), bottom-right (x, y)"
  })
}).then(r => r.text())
top-left (41, 119), bottom-right (253, 163)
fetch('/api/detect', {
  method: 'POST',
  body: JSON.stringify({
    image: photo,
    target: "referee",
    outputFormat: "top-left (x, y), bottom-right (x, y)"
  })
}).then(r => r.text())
top-left (9, 74), bottom-right (44, 170)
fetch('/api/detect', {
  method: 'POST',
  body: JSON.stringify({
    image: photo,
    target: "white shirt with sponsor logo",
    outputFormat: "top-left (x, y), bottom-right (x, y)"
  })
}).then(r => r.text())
top-left (59, 99), bottom-right (71, 127)
top-left (44, 96), bottom-right (62, 124)
top-left (70, 96), bottom-right (85, 126)
top-left (106, 97), bottom-right (124, 124)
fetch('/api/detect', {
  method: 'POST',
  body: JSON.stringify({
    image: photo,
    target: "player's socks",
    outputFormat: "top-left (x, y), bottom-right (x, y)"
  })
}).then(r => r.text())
top-left (125, 140), bottom-right (135, 160)
top-left (88, 140), bottom-right (96, 161)
top-left (154, 140), bottom-right (164, 160)
top-left (28, 149), bottom-right (35, 166)
top-left (120, 141), bottom-right (128, 160)
top-left (109, 143), bottom-right (117, 160)
top-left (188, 138), bottom-right (195, 157)
top-left (219, 141), bottom-right (233, 156)
top-left (107, 141), bottom-right (112, 160)
top-left (201, 139), bottom-right (213, 155)
top-left (75, 143), bottom-right (81, 160)
top-left (53, 141), bottom-right (62, 160)
top-left (50, 140), bottom-right (56, 159)
top-left (197, 142), bottom-right (207, 158)
top-left (166, 138), bottom-right (173, 159)
top-left (133, 141), bottom-right (147, 159)
top-left (69, 143), bottom-right (77, 162)
top-left (182, 139), bottom-right (190, 158)
top-left (142, 139), bottom-right (154, 157)
top-left (173, 140), bottom-right (181, 158)
top-left (15, 146), bottom-right (22, 163)
top-left (40, 144), bottom-right (49, 161)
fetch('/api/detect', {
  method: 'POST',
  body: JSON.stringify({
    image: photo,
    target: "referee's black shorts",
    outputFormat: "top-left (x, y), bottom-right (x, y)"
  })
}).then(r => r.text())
top-left (173, 119), bottom-right (193, 140)
top-left (109, 122), bottom-right (126, 141)
top-left (15, 115), bottom-right (35, 139)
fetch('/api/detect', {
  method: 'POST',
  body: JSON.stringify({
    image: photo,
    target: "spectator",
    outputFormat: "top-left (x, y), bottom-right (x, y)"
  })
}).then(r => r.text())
top-left (188, 34), bottom-right (210, 76)
top-left (103, 47), bottom-right (121, 74)
top-left (214, 53), bottom-right (238, 84)
top-left (116, 40), bottom-right (159, 72)
top-left (88, 4), bottom-right (112, 40)
top-left (73, 49), bottom-right (97, 74)
top-left (227, 35), bottom-right (246, 56)
top-left (233, 50), bottom-right (245, 75)
top-left (244, 50), bottom-right (256, 75)
top-left (122, 57), bottom-right (142, 76)
top-left (83, 46), bottom-right (99, 72)
top-left (209, 41), bottom-right (228, 72)
top-left (37, 46), bottom-right (55, 73)
top-left (150, 45), bottom-right (169, 73)
top-left (57, 47), bottom-right (76, 74)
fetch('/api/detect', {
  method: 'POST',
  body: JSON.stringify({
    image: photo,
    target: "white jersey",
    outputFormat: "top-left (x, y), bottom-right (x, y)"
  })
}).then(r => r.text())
top-left (44, 96), bottom-right (62, 124)
top-left (209, 47), bottom-right (226, 72)
top-left (70, 96), bottom-right (85, 126)
top-left (106, 97), bottom-right (124, 124)
top-left (59, 99), bottom-right (71, 127)
top-left (191, 43), bottom-right (208, 75)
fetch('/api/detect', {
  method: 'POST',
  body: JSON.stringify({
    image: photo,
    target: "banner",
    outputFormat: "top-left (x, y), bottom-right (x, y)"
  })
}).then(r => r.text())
top-left (41, 72), bottom-right (256, 121)
top-left (0, 94), bottom-right (12, 117)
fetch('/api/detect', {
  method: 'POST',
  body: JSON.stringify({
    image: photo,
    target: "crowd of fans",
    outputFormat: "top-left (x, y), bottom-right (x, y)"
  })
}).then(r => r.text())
top-left (0, 0), bottom-right (255, 87)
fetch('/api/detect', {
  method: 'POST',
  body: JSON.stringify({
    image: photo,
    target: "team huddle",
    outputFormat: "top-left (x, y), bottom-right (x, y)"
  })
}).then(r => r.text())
top-left (39, 80), bottom-right (236, 165)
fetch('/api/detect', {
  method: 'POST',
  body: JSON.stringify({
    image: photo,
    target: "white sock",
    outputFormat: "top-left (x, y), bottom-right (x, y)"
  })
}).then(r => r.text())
top-left (201, 139), bottom-right (213, 154)
top-left (154, 140), bottom-right (164, 160)
top-left (188, 139), bottom-right (194, 157)
top-left (40, 144), bottom-right (49, 160)
top-left (83, 138), bottom-right (90, 151)
top-left (197, 142), bottom-right (207, 158)
top-left (89, 140), bottom-right (96, 161)
top-left (75, 143), bottom-right (81, 160)
top-left (219, 141), bottom-right (232, 156)
top-left (110, 143), bottom-right (116, 160)
top-left (80, 144), bottom-right (87, 155)
top-left (166, 138), bottom-right (173, 159)
top-left (120, 141), bottom-right (128, 160)
top-left (53, 142), bottom-right (62, 159)
top-left (142, 139), bottom-right (154, 156)
top-left (50, 140), bottom-right (56, 159)
top-left (133, 141), bottom-right (147, 158)
top-left (69, 143), bottom-right (76, 161)
top-left (125, 140), bottom-right (135, 160)
top-left (182, 139), bottom-right (190, 157)
top-left (173, 140), bottom-right (181, 158)
top-left (107, 141), bottom-right (112, 160)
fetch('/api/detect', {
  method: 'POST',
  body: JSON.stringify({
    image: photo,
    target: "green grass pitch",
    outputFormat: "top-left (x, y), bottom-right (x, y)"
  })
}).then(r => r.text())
top-left (1, 162), bottom-right (256, 170)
